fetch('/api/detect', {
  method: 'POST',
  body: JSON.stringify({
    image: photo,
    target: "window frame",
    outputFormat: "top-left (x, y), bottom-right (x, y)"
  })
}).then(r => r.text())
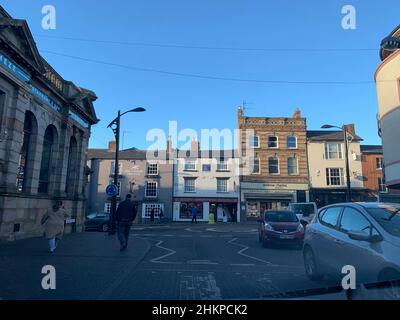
top-left (326, 167), bottom-right (344, 186)
top-left (267, 136), bottom-right (279, 149)
top-left (184, 177), bottom-right (196, 193)
top-left (325, 143), bottom-right (343, 160)
top-left (287, 135), bottom-right (298, 149)
top-left (249, 156), bottom-right (260, 174)
top-left (216, 178), bottom-right (229, 193)
top-left (287, 157), bottom-right (298, 175)
top-left (184, 159), bottom-right (197, 171)
top-left (147, 163), bottom-right (159, 176)
top-left (145, 181), bottom-right (158, 198)
top-left (376, 157), bottom-right (383, 170)
top-left (268, 156), bottom-right (280, 175)
top-left (249, 135), bottom-right (260, 149)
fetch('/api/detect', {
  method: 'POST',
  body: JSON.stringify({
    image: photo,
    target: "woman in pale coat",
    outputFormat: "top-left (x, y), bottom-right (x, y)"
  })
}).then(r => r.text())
top-left (41, 200), bottom-right (70, 253)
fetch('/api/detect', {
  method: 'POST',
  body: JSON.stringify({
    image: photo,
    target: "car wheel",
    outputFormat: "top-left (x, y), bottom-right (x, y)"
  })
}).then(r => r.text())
top-left (101, 223), bottom-right (109, 232)
top-left (378, 269), bottom-right (400, 300)
top-left (304, 246), bottom-right (323, 281)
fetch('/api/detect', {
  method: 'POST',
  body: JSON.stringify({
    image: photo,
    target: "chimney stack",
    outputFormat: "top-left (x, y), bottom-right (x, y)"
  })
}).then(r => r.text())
top-left (108, 141), bottom-right (116, 152)
top-left (344, 123), bottom-right (356, 136)
top-left (293, 108), bottom-right (302, 119)
top-left (191, 136), bottom-right (200, 153)
top-left (167, 136), bottom-right (173, 155)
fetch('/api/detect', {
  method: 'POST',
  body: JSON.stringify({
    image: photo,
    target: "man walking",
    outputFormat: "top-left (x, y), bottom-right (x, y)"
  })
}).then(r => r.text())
top-left (191, 206), bottom-right (198, 224)
top-left (115, 194), bottom-right (137, 251)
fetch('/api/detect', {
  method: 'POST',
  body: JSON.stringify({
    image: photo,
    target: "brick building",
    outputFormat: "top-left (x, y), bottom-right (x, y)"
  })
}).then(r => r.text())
top-left (360, 145), bottom-right (386, 199)
top-left (237, 107), bottom-right (309, 221)
top-left (0, 7), bottom-right (98, 241)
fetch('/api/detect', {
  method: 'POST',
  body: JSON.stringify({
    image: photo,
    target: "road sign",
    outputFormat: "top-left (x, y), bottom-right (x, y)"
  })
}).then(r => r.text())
top-left (106, 184), bottom-right (118, 197)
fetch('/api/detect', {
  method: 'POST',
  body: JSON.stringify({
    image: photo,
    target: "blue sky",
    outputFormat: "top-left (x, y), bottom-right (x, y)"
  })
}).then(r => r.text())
top-left (2, 0), bottom-right (399, 149)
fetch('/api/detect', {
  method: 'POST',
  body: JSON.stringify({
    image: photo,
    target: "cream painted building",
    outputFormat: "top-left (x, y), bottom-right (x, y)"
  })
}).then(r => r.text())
top-left (375, 25), bottom-right (400, 194)
top-left (307, 127), bottom-right (366, 207)
top-left (173, 139), bottom-right (240, 222)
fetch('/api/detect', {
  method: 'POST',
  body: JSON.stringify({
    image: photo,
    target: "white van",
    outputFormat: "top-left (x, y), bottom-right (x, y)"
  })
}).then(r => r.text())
top-left (288, 202), bottom-right (317, 224)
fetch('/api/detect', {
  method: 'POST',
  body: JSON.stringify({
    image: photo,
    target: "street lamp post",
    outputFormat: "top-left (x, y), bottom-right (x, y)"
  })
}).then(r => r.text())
top-left (321, 124), bottom-right (352, 202)
top-left (107, 107), bottom-right (146, 235)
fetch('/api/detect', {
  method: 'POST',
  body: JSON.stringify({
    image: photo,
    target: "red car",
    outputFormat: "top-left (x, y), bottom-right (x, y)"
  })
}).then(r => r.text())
top-left (258, 210), bottom-right (305, 249)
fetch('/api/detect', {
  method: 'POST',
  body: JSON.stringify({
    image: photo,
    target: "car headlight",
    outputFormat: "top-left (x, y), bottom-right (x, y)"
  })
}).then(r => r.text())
top-left (265, 223), bottom-right (274, 231)
top-left (297, 224), bottom-right (304, 232)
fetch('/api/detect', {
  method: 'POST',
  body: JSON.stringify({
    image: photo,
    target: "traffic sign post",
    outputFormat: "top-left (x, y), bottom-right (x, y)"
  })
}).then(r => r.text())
top-left (106, 184), bottom-right (118, 235)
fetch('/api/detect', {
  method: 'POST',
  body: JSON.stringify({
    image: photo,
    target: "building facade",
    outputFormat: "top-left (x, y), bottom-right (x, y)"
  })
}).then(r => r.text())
top-left (307, 126), bottom-right (365, 207)
top-left (0, 7), bottom-right (98, 241)
top-left (375, 25), bottom-right (400, 200)
top-left (360, 145), bottom-right (386, 200)
top-left (173, 138), bottom-right (240, 222)
top-left (87, 142), bottom-right (174, 223)
top-left (238, 107), bottom-right (309, 221)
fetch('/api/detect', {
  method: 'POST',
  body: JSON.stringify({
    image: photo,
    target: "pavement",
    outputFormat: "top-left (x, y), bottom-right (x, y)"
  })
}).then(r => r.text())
top-left (0, 222), bottom-right (375, 300)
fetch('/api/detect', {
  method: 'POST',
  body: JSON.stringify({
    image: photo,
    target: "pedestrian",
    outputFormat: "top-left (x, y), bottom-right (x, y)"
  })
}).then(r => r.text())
top-left (159, 208), bottom-right (164, 224)
top-left (150, 208), bottom-right (155, 224)
top-left (41, 200), bottom-right (70, 253)
top-left (191, 206), bottom-right (198, 224)
top-left (115, 194), bottom-right (137, 252)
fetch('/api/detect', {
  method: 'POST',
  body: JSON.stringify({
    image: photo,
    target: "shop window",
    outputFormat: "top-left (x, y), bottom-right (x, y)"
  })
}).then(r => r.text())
top-left (142, 203), bottom-right (164, 218)
top-left (179, 202), bottom-right (203, 220)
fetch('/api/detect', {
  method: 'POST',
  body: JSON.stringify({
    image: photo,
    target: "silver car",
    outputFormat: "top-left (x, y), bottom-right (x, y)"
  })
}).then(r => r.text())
top-left (303, 202), bottom-right (400, 290)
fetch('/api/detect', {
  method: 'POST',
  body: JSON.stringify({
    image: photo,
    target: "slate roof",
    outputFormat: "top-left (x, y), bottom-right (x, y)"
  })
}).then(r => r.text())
top-left (360, 145), bottom-right (383, 154)
top-left (307, 130), bottom-right (363, 142)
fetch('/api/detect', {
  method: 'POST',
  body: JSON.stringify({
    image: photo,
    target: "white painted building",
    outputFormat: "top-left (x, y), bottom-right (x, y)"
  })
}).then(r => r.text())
top-left (172, 142), bottom-right (240, 222)
top-left (307, 127), bottom-right (366, 206)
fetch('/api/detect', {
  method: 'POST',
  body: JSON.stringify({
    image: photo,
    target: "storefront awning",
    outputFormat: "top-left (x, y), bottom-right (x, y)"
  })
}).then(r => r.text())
top-left (244, 193), bottom-right (294, 200)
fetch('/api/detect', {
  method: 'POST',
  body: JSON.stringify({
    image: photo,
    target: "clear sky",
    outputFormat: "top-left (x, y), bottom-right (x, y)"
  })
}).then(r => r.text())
top-left (2, 0), bottom-right (399, 150)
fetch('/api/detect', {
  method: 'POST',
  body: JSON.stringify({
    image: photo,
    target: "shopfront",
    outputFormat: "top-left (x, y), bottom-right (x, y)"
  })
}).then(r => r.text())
top-left (240, 182), bottom-right (309, 221)
top-left (173, 198), bottom-right (239, 222)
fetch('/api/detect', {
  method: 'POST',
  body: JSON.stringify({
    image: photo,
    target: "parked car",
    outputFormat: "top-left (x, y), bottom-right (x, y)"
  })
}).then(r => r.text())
top-left (258, 210), bottom-right (305, 249)
top-left (84, 212), bottom-right (110, 232)
top-left (289, 202), bottom-right (317, 225)
top-left (303, 202), bottom-right (400, 298)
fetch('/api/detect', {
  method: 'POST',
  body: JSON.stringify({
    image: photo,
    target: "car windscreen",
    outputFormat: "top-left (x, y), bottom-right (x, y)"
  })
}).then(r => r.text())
top-left (289, 204), bottom-right (315, 216)
top-left (366, 206), bottom-right (400, 237)
top-left (265, 211), bottom-right (298, 222)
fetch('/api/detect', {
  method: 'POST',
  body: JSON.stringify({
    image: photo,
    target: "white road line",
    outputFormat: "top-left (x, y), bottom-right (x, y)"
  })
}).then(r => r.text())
top-left (228, 238), bottom-right (274, 266)
top-left (187, 260), bottom-right (219, 265)
top-left (150, 240), bottom-right (180, 264)
top-left (185, 228), bottom-right (202, 233)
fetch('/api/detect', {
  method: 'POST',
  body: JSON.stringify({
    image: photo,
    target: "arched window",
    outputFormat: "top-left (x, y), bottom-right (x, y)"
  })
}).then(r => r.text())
top-left (268, 156), bottom-right (280, 175)
top-left (38, 125), bottom-right (57, 193)
top-left (65, 136), bottom-right (78, 193)
top-left (16, 112), bottom-right (35, 191)
top-left (288, 157), bottom-right (298, 175)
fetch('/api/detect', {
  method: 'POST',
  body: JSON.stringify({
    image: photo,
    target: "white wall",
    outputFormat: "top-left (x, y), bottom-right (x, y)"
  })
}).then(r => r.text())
top-left (173, 158), bottom-right (240, 197)
top-left (308, 141), bottom-right (364, 188)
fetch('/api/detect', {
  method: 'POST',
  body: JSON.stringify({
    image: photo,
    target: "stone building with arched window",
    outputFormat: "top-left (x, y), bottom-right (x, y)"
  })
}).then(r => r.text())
top-left (0, 6), bottom-right (98, 241)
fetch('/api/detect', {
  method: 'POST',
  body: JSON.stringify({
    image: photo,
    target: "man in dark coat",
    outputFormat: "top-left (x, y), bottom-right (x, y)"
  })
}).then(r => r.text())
top-left (115, 194), bottom-right (137, 251)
